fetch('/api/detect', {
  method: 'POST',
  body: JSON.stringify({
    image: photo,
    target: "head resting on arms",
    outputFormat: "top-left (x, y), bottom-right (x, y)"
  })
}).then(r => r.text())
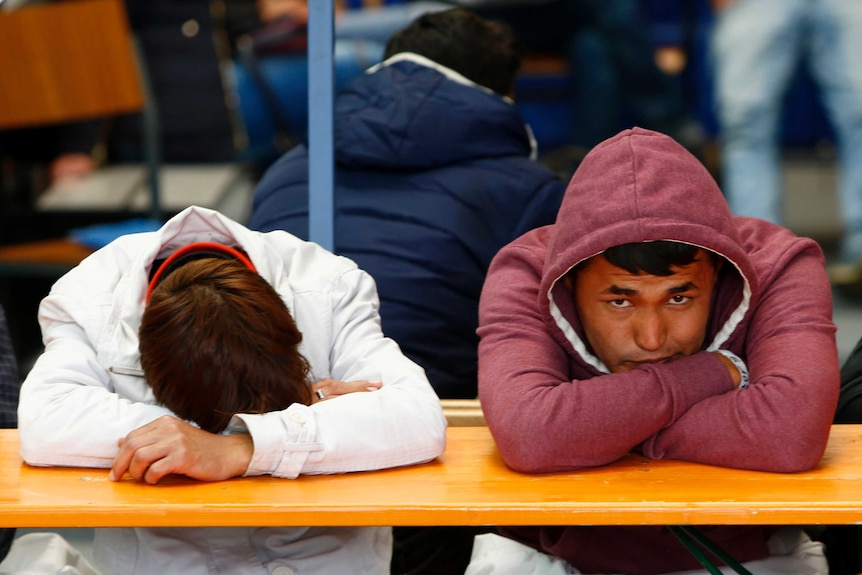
top-left (140, 250), bottom-right (312, 433)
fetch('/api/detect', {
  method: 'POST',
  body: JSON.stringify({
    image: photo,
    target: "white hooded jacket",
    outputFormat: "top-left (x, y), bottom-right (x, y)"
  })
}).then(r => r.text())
top-left (17, 206), bottom-right (447, 574)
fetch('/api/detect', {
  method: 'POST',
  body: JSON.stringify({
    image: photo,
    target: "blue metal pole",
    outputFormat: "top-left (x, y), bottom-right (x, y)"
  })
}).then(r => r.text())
top-left (307, 0), bottom-right (335, 252)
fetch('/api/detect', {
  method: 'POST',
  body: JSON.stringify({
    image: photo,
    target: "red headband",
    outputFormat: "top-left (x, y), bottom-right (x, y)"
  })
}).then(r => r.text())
top-left (145, 242), bottom-right (257, 303)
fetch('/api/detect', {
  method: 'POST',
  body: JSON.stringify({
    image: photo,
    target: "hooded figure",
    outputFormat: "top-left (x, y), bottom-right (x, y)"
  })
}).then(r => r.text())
top-left (476, 127), bottom-right (839, 574)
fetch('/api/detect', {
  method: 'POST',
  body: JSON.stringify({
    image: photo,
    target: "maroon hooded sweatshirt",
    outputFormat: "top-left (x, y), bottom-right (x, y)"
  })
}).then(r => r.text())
top-left (477, 128), bottom-right (839, 574)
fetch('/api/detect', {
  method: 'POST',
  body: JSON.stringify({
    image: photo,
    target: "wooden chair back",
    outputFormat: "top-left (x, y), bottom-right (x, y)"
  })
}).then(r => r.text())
top-left (0, 0), bottom-right (144, 130)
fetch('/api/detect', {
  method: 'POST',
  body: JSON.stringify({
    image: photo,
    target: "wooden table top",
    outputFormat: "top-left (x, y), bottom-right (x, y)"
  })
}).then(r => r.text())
top-left (2, 426), bottom-right (861, 528)
top-left (0, 238), bottom-right (95, 277)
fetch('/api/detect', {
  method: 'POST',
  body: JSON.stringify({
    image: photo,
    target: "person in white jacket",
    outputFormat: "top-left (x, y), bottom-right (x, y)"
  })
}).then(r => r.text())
top-left (17, 206), bottom-right (447, 575)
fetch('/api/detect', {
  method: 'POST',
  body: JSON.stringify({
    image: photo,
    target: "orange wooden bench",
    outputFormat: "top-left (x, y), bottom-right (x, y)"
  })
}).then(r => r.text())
top-left (2, 425), bottom-right (862, 528)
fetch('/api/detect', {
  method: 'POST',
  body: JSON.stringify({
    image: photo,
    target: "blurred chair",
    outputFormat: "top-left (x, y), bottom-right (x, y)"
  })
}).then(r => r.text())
top-left (0, 0), bottom-right (162, 225)
top-left (0, 0), bottom-right (162, 371)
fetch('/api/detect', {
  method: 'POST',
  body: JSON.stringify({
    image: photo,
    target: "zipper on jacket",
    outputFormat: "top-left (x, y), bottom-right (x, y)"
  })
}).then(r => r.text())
top-left (109, 366), bottom-right (145, 377)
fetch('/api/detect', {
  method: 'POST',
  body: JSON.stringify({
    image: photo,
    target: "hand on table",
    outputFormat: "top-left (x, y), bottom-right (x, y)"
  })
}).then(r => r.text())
top-left (311, 378), bottom-right (381, 403)
top-left (111, 378), bottom-right (381, 482)
top-left (110, 416), bottom-right (253, 484)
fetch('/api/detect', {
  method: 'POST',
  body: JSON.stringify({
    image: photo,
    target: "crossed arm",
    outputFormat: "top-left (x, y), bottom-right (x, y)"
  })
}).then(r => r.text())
top-left (20, 268), bottom-right (446, 482)
top-left (110, 377), bottom-right (381, 484)
top-left (478, 240), bottom-right (838, 474)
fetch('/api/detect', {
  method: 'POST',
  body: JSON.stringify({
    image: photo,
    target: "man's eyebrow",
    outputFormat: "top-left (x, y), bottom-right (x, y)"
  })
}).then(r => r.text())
top-left (605, 285), bottom-right (637, 296)
top-left (668, 282), bottom-right (698, 294)
top-left (602, 282), bottom-right (698, 296)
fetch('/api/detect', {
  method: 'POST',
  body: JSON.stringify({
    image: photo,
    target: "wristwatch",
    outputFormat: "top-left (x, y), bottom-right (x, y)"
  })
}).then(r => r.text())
top-left (716, 349), bottom-right (750, 389)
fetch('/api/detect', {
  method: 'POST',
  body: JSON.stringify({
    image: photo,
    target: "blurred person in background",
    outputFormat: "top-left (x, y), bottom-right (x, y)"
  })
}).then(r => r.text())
top-left (712, 0), bottom-right (862, 275)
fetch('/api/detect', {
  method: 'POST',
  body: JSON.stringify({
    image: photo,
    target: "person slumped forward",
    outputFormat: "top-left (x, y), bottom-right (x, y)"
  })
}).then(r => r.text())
top-left (17, 205), bottom-right (447, 574)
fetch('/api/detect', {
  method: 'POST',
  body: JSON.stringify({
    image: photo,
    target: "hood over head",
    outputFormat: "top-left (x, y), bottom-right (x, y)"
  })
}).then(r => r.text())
top-left (542, 127), bottom-right (756, 372)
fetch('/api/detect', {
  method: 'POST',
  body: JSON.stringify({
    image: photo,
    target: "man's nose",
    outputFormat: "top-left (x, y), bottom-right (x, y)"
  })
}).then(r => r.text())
top-left (633, 310), bottom-right (667, 352)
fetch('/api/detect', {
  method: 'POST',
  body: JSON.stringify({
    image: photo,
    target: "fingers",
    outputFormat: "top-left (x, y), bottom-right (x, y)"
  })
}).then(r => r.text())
top-left (124, 442), bottom-right (188, 485)
top-left (110, 433), bottom-right (140, 481)
top-left (311, 378), bottom-right (382, 402)
top-left (128, 443), bottom-right (173, 485)
top-left (110, 417), bottom-right (253, 484)
top-left (109, 416), bottom-right (186, 483)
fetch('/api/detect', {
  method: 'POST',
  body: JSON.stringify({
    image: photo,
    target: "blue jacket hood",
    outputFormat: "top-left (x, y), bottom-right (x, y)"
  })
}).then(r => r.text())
top-left (335, 53), bottom-right (535, 169)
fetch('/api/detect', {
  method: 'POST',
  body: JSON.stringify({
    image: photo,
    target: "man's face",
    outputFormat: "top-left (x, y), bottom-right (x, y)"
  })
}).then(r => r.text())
top-left (565, 251), bottom-right (719, 373)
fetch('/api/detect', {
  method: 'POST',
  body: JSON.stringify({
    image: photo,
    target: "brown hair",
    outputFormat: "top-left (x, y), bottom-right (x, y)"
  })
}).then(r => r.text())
top-left (139, 258), bottom-right (312, 433)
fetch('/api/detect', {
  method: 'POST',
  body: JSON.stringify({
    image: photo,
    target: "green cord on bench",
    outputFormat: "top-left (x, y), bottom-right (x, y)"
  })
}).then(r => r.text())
top-left (677, 526), bottom-right (754, 575)
top-left (668, 527), bottom-right (723, 575)
top-left (668, 526), bottom-right (755, 575)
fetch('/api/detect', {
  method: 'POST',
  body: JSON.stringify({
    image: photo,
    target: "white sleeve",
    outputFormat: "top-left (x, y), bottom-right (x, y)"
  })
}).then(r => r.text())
top-left (234, 268), bottom-right (447, 478)
top-left (18, 293), bottom-right (173, 468)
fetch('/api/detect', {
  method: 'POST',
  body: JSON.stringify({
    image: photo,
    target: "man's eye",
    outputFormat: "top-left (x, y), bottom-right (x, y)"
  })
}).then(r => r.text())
top-left (669, 295), bottom-right (690, 305)
top-left (609, 299), bottom-right (631, 309)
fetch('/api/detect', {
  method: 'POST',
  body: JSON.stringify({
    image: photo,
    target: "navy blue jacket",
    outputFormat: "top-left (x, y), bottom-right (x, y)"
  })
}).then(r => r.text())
top-left (248, 54), bottom-right (565, 398)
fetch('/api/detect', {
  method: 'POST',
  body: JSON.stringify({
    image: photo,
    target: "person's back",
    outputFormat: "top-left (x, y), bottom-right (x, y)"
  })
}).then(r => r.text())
top-left (248, 8), bottom-right (565, 399)
top-left (819, 337), bottom-right (862, 573)
top-left (0, 304), bottom-right (17, 561)
top-left (837, 336), bottom-right (862, 423)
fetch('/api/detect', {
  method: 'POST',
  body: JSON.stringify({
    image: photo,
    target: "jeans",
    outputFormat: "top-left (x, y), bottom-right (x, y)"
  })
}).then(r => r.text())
top-left (713, 0), bottom-right (862, 260)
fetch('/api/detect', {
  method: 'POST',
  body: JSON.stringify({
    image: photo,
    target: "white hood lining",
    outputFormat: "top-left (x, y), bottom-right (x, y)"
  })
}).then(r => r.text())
top-left (366, 52), bottom-right (538, 161)
top-left (367, 52), bottom-right (505, 99)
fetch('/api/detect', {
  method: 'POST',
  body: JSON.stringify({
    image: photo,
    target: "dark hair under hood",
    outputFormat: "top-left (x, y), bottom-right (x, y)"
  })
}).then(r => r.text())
top-left (542, 127), bottom-right (756, 373)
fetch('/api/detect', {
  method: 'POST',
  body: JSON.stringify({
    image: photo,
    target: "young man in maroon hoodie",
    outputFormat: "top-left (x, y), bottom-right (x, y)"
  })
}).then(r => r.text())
top-left (472, 127), bottom-right (838, 574)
